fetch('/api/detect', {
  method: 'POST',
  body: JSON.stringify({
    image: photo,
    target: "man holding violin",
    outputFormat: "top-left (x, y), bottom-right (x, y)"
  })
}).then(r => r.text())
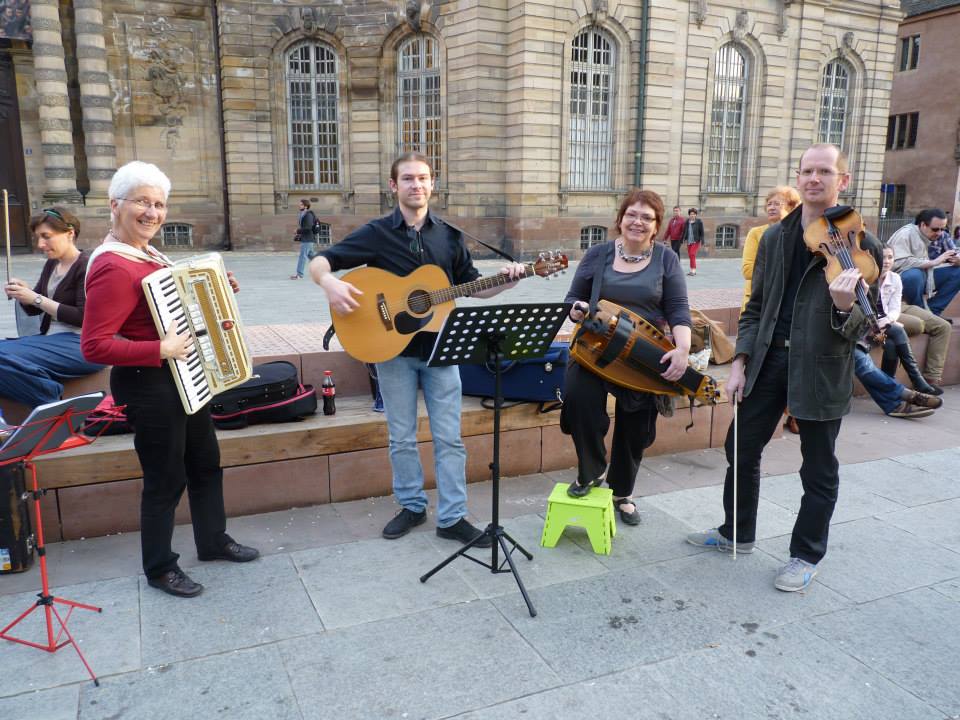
top-left (687, 143), bottom-right (882, 593)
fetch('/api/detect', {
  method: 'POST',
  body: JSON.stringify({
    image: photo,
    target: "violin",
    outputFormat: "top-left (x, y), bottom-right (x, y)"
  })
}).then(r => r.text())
top-left (802, 205), bottom-right (885, 342)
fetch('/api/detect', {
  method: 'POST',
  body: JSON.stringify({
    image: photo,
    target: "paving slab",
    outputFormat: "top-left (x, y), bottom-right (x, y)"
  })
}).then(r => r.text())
top-left (430, 513), bottom-right (609, 600)
top-left (0, 578), bottom-right (139, 697)
top-left (642, 550), bottom-right (852, 631)
top-left (807, 587), bottom-right (960, 716)
top-left (0, 685), bottom-right (80, 720)
top-left (77, 645), bottom-right (301, 720)
top-left (451, 663), bottom-right (689, 719)
top-left (758, 517), bottom-right (960, 603)
top-left (879, 497), bottom-right (960, 554)
top-left (292, 534), bottom-right (477, 629)
top-left (465, 472), bottom-right (555, 520)
top-left (570, 498), bottom-right (708, 570)
top-left (642, 482), bottom-right (800, 540)
top-left (760, 471), bottom-right (906, 523)
top-left (888, 447), bottom-right (960, 478)
top-left (644, 623), bottom-right (946, 720)
top-left (331, 491), bottom-right (439, 541)
top-left (278, 601), bottom-right (560, 720)
top-left (641, 447), bottom-right (728, 490)
top-left (838, 457), bottom-right (960, 507)
top-left (139, 554), bottom-right (323, 666)
top-left (932, 578), bottom-right (960, 601)
top-left (491, 566), bottom-right (733, 678)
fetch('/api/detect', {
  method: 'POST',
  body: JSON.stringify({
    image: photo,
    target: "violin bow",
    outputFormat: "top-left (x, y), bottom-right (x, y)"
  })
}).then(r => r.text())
top-left (732, 399), bottom-right (738, 560)
top-left (3, 189), bottom-right (11, 285)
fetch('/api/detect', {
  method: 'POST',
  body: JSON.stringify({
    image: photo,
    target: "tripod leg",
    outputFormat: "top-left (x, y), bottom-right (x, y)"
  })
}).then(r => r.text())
top-left (496, 533), bottom-right (537, 617)
top-left (420, 527), bottom-right (493, 583)
top-left (48, 603), bottom-right (99, 686)
top-left (497, 528), bottom-right (534, 561)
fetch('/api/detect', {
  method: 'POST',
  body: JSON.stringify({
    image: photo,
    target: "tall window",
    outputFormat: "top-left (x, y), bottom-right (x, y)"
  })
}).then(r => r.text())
top-left (898, 35), bottom-right (920, 71)
top-left (715, 224), bottom-right (738, 249)
top-left (819, 60), bottom-right (850, 148)
top-left (568, 28), bottom-right (616, 190)
top-left (708, 44), bottom-right (748, 192)
top-left (287, 42), bottom-right (341, 188)
top-left (580, 225), bottom-right (607, 250)
top-left (398, 35), bottom-right (442, 177)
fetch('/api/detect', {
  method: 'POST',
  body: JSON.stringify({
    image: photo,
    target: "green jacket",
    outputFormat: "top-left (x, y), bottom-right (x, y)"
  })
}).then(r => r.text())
top-left (736, 207), bottom-right (883, 420)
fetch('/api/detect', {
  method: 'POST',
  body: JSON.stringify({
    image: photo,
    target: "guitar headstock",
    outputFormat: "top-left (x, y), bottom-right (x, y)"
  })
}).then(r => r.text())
top-left (531, 250), bottom-right (569, 278)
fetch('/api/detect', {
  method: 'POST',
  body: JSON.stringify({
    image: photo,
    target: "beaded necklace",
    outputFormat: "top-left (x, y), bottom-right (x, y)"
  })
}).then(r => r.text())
top-left (617, 240), bottom-right (652, 263)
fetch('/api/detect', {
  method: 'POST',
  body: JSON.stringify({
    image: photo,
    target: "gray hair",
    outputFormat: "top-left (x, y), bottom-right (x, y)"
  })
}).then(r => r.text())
top-left (108, 161), bottom-right (172, 202)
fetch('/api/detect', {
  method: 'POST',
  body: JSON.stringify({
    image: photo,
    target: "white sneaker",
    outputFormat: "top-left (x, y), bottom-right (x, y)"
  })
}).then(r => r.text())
top-left (774, 557), bottom-right (818, 592)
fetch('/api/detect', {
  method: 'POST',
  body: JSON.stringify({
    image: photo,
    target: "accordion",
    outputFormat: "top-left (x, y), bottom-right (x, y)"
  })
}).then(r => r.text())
top-left (142, 253), bottom-right (253, 414)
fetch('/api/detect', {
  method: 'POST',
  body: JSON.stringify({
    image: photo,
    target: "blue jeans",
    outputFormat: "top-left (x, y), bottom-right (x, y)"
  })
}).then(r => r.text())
top-left (853, 348), bottom-right (903, 414)
top-left (900, 265), bottom-right (960, 315)
top-left (375, 355), bottom-right (467, 528)
top-left (0, 332), bottom-right (105, 408)
top-left (294, 240), bottom-right (316, 278)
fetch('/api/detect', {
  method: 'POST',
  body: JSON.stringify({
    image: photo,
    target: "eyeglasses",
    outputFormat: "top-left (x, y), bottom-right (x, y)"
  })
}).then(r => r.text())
top-left (120, 197), bottom-right (167, 212)
top-left (623, 212), bottom-right (657, 224)
top-left (797, 168), bottom-right (845, 178)
top-left (42, 208), bottom-right (75, 229)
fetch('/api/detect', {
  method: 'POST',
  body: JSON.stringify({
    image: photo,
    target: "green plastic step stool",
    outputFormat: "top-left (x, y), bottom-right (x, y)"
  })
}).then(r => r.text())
top-left (540, 482), bottom-right (616, 555)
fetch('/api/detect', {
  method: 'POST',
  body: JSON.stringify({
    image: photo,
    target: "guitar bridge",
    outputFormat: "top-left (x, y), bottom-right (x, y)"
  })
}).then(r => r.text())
top-left (377, 293), bottom-right (394, 331)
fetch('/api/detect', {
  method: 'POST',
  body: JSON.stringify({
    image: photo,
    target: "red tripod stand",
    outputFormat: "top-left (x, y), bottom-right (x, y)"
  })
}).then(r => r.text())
top-left (0, 398), bottom-right (106, 685)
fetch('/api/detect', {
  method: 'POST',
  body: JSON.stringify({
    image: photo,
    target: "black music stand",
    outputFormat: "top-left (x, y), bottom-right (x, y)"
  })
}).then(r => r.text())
top-left (419, 303), bottom-right (570, 617)
top-left (0, 392), bottom-right (106, 686)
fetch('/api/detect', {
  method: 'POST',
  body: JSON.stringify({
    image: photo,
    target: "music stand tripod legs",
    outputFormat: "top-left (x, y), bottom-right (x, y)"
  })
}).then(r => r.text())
top-left (419, 303), bottom-right (571, 618)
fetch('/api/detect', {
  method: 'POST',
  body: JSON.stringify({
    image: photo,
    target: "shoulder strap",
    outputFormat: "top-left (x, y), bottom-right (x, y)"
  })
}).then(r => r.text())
top-left (589, 241), bottom-right (614, 313)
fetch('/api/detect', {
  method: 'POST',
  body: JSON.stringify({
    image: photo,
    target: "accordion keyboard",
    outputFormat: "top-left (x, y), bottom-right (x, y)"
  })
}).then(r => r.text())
top-left (142, 254), bottom-right (253, 414)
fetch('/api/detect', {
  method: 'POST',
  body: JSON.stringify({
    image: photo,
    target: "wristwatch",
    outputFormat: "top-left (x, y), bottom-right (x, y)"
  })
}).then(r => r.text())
top-left (33, 295), bottom-right (44, 307)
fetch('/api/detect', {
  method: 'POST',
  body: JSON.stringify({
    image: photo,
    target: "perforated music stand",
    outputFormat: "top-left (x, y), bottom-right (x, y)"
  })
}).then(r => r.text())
top-left (419, 303), bottom-right (570, 617)
top-left (0, 392), bottom-right (106, 686)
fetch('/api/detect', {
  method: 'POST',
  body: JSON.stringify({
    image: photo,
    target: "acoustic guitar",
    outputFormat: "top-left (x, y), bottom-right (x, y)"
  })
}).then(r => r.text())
top-left (331, 252), bottom-right (568, 363)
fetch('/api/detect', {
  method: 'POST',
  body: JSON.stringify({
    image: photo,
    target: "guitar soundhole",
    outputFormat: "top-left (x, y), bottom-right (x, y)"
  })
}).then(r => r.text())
top-left (407, 289), bottom-right (432, 315)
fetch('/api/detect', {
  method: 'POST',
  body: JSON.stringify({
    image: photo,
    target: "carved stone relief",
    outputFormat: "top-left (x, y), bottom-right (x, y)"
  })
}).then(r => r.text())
top-left (777, 0), bottom-right (792, 39)
top-left (693, 0), bottom-right (707, 28)
top-left (732, 9), bottom-right (749, 42)
top-left (272, 6), bottom-right (340, 41)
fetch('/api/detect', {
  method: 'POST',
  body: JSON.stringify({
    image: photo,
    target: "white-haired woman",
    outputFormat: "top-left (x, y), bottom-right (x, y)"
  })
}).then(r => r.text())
top-left (81, 161), bottom-right (258, 599)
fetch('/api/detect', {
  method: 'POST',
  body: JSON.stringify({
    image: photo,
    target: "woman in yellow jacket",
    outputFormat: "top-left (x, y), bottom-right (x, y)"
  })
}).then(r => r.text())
top-left (741, 185), bottom-right (801, 433)
top-left (741, 186), bottom-right (802, 311)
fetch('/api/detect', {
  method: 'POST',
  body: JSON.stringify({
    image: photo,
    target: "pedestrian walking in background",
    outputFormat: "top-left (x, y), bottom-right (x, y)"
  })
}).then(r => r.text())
top-left (663, 205), bottom-right (686, 258)
top-left (684, 208), bottom-right (704, 276)
top-left (291, 199), bottom-right (318, 280)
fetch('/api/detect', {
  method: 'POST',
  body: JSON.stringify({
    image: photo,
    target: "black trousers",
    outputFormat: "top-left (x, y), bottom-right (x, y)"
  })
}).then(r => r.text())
top-left (670, 240), bottom-right (683, 258)
top-left (560, 361), bottom-right (658, 498)
top-left (111, 366), bottom-right (228, 578)
top-left (718, 348), bottom-right (841, 564)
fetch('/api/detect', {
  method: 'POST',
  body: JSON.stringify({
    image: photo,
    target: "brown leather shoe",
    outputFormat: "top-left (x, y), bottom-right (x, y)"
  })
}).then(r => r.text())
top-left (888, 402), bottom-right (934, 419)
top-left (904, 390), bottom-right (943, 409)
top-left (148, 569), bottom-right (204, 598)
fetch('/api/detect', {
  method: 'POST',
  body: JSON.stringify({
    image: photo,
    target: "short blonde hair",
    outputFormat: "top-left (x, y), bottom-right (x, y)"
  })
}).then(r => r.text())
top-left (766, 185), bottom-right (801, 211)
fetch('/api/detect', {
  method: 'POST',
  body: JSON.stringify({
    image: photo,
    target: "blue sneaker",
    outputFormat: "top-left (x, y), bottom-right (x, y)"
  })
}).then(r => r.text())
top-left (686, 527), bottom-right (755, 554)
top-left (774, 557), bottom-right (818, 592)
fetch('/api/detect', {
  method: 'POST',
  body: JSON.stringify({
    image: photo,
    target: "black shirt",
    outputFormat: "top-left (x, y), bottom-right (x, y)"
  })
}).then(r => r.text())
top-left (320, 207), bottom-right (481, 359)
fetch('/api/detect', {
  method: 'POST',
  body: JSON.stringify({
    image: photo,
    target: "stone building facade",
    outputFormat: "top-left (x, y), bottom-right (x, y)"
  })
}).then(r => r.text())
top-left (881, 0), bottom-right (960, 225)
top-left (2, 0), bottom-right (902, 257)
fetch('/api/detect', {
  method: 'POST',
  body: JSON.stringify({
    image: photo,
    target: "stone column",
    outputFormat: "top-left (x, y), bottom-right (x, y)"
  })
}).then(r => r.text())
top-left (30, 0), bottom-right (83, 204)
top-left (74, 0), bottom-right (116, 197)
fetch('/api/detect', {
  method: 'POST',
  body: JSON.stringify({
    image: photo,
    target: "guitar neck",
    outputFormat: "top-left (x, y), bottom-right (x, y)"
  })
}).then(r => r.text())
top-left (429, 263), bottom-right (535, 305)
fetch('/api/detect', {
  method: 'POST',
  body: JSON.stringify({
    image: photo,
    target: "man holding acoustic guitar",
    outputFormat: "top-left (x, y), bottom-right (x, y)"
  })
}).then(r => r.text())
top-left (309, 152), bottom-right (527, 546)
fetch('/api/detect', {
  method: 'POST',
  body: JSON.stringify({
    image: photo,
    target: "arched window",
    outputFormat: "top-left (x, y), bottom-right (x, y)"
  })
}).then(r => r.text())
top-left (580, 225), bottom-right (607, 250)
top-left (715, 224), bottom-right (739, 249)
top-left (161, 223), bottom-right (192, 247)
top-left (568, 28), bottom-right (616, 190)
top-left (708, 44), bottom-right (748, 192)
top-left (315, 221), bottom-right (331, 245)
top-left (286, 42), bottom-right (341, 188)
top-left (819, 60), bottom-right (850, 148)
top-left (397, 35), bottom-right (442, 177)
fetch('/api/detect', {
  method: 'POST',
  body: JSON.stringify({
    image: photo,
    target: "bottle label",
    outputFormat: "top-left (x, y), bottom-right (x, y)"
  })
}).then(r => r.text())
top-left (322, 387), bottom-right (335, 396)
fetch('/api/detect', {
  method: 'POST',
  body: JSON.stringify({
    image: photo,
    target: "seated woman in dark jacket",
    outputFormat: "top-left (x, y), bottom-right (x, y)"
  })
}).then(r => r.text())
top-left (0, 208), bottom-right (104, 408)
top-left (561, 189), bottom-right (692, 525)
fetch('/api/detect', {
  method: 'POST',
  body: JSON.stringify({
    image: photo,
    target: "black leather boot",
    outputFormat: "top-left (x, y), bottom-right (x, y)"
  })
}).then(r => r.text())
top-left (896, 343), bottom-right (939, 395)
